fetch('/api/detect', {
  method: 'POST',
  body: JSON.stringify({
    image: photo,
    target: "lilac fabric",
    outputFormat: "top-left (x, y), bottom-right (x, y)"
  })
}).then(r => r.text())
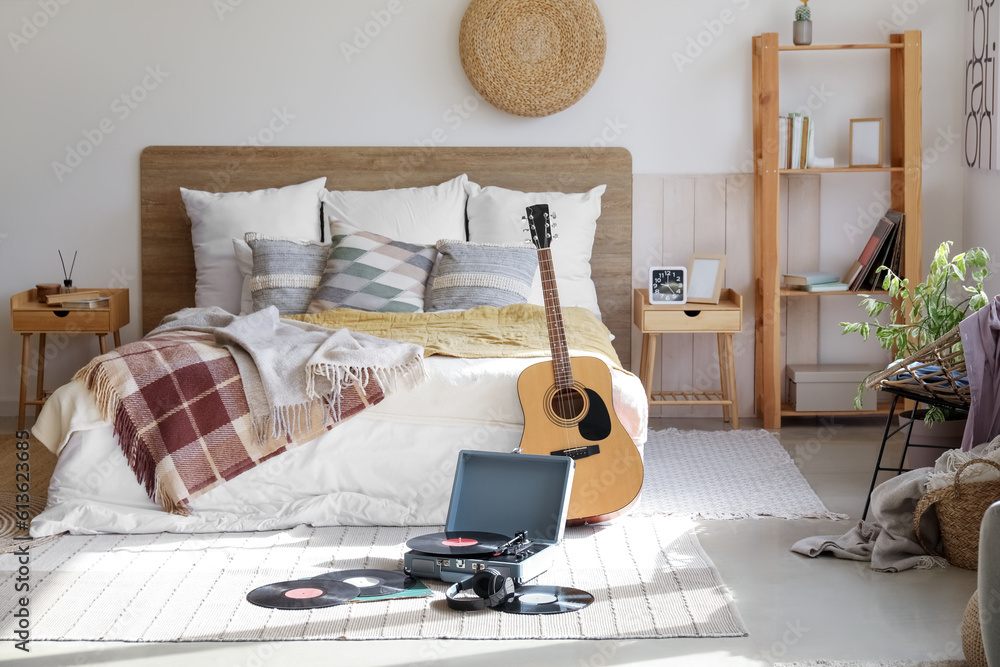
top-left (961, 295), bottom-right (1000, 451)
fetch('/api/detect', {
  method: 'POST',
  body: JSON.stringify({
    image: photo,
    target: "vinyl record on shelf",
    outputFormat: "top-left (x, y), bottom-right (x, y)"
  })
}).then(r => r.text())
top-left (406, 531), bottom-right (510, 556)
top-left (311, 569), bottom-right (417, 598)
top-left (246, 579), bottom-right (360, 610)
top-left (498, 585), bottom-right (594, 615)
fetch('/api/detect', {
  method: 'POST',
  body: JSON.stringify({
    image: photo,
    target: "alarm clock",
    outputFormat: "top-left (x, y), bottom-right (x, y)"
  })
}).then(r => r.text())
top-left (649, 266), bottom-right (687, 304)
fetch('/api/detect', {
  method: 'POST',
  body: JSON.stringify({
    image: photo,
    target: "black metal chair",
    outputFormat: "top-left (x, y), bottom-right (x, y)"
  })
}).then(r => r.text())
top-left (861, 325), bottom-right (971, 520)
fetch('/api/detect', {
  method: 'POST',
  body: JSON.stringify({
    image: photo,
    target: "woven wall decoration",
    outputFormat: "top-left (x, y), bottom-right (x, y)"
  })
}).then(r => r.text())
top-left (459, 0), bottom-right (607, 118)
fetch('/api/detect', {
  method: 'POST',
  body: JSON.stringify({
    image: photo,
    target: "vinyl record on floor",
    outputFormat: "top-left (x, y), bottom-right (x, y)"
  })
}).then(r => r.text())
top-left (406, 531), bottom-right (510, 556)
top-left (246, 579), bottom-right (360, 610)
top-left (499, 585), bottom-right (595, 615)
top-left (310, 569), bottom-right (417, 598)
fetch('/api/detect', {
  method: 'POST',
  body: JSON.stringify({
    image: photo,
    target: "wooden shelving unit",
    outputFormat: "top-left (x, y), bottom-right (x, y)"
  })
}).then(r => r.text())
top-left (751, 32), bottom-right (922, 429)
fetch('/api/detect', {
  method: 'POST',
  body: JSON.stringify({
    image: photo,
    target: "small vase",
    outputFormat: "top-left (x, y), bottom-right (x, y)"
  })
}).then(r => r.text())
top-left (793, 20), bottom-right (813, 46)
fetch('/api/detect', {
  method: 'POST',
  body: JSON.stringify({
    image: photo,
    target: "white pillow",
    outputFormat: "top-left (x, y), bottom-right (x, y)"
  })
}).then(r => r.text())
top-left (465, 181), bottom-right (606, 318)
top-left (181, 177), bottom-right (327, 313)
top-left (233, 238), bottom-right (254, 316)
top-left (319, 174), bottom-right (468, 245)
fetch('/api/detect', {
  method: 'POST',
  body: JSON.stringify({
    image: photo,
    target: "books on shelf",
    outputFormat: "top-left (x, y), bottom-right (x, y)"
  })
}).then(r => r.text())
top-left (848, 210), bottom-right (905, 291)
top-left (788, 282), bottom-right (850, 293)
top-left (782, 271), bottom-right (840, 286)
top-left (778, 113), bottom-right (812, 169)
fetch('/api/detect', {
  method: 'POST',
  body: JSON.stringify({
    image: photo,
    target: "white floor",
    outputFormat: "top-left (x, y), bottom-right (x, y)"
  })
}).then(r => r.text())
top-left (2, 415), bottom-right (978, 666)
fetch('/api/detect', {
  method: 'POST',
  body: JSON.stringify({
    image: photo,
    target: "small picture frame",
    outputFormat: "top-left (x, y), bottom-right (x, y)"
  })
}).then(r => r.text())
top-left (687, 254), bottom-right (726, 304)
top-left (850, 118), bottom-right (884, 168)
top-left (648, 266), bottom-right (687, 305)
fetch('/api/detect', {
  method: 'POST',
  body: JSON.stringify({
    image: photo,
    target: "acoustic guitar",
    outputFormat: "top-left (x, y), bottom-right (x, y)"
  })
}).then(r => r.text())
top-left (517, 204), bottom-right (644, 524)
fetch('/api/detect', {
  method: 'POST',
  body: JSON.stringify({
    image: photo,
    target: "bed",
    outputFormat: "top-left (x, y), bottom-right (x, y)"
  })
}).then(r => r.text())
top-left (30, 146), bottom-right (648, 536)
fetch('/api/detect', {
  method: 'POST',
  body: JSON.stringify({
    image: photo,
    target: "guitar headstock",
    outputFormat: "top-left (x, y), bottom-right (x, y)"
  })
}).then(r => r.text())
top-left (523, 204), bottom-right (556, 250)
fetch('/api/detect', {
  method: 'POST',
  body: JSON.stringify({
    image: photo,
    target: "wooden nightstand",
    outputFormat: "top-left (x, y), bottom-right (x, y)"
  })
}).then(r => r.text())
top-left (11, 288), bottom-right (129, 430)
top-left (633, 288), bottom-right (743, 428)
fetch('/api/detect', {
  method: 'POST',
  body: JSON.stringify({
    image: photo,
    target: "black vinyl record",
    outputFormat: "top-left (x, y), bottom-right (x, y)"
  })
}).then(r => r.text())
top-left (246, 579), bottom-right (360, 610)
top-left (406, 531), bottom-right (509, 556)
top-left (310, 569), bottom-right (416, 598)
top-left (499, 585), bottom-right (594, 615)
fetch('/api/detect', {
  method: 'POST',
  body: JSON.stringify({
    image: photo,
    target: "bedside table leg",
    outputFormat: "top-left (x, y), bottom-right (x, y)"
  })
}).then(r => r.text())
top-left (113, 330), bottom-right (121, 348)
top-left (717, 334), bottom-right (731, 424)
top-left (726, 333), bottom-right (740, 429)
top-left (97, 333), bottom-right (108, 355)
top-left (35, 333), bottom-right (46, 419)
top-left (18, 334), bottom-right (30, 432)
top-left (644, 334), bottom-right (657, 403)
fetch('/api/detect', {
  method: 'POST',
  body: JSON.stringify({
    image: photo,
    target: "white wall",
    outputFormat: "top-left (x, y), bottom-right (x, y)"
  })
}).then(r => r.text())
top-left (0, 0), bottom-right (966, 414)
top-left (964, 170), bottom-right (1000, 297)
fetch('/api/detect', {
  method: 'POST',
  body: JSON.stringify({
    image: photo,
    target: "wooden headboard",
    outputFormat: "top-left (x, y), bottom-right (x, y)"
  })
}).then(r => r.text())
top-left (140, 146), bottom-right (633, 367)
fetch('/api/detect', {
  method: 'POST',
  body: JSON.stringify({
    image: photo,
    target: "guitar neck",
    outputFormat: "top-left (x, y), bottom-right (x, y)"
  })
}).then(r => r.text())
top-left (537, 247), bottom-right (574, 389)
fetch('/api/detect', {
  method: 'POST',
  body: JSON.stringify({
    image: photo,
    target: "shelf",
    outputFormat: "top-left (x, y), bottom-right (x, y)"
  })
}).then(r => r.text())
top-left (781, 402), bottom-right (893, 417)
top-left (778, 167), bottom-right (904, 174)
top-left (778, 43), bottom-right (904, 51)
top-left (780, 289), bottom-right (888, 297)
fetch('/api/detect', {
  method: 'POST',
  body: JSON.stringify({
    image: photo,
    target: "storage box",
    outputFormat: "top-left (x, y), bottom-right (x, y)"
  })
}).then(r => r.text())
top-left (403, 450), bottom-right (574, 584)
top-left (786, 364), bottom-right (880, 412)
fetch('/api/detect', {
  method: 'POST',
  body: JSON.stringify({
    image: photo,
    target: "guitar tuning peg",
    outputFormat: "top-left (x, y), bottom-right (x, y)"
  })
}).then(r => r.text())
top-left (521, 215), bottom-right (527, 221)
top-left (553, 234), bottom-right (559, 240)
top-left (522, 228), bottom-right (530, 234)
top-left (550, 213), bottom-right (557, 220)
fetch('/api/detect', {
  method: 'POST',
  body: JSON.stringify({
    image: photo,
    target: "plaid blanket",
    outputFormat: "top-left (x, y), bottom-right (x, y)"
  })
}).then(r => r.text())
top-left (74, 331), bottom-right (384, 515)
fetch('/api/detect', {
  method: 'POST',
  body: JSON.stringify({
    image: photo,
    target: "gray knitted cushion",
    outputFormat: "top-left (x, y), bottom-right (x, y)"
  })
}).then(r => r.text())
top-left (245, 233), bottom-right (330, 315)
top-left (425, 240), bottom-right (538, 312)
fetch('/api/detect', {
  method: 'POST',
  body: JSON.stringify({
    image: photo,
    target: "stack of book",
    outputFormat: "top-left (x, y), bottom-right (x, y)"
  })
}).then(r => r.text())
top-left (42, 291), bottom-right (109, 308)
top-left (778, 113), bottom-right (812, 170)
top-left (782, 271), bottom-right (849, 292)
top-left (843, 210), bottom-right (905, 291)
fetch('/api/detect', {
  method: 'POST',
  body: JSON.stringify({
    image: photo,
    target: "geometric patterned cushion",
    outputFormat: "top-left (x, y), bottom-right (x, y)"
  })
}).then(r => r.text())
top-left (307, 230), bottom-right (437, 314)
top-left (425, 240), bottom-right (538, 311)
top-left (245, 233), bottom-right (330, 315)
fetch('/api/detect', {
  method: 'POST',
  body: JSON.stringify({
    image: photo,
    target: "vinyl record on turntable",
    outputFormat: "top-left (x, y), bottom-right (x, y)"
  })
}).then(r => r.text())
top-left (498, 585), bottom-right (594, 615)
top-left (311, 569), bottom-right (417, 598)
top-left (246, 579), bottom-right (360, 610)
top-left (406, 531), bottom-right (509, 556)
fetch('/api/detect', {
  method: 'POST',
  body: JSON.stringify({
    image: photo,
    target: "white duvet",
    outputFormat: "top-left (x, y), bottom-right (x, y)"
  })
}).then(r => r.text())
top-left (31, 353), bottom-right (647, 536)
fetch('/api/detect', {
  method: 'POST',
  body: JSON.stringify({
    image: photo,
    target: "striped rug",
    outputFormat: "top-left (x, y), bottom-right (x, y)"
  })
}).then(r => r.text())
top-left (0, 516), bottom-right (746, 641)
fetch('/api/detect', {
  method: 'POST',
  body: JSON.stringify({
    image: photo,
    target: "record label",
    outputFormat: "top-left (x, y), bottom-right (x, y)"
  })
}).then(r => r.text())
top-left (312, 569), bottom-right (417, 598)
top-left (406, 531), bottom-right (510, 556)
top-left (499, 585), bottom-right (594, 615)
top-left (247, 579), bottom-right (360, 610)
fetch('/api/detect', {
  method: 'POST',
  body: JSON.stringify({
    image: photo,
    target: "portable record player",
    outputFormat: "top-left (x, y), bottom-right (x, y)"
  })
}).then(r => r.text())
top-left (403, 450), bottom-right (574, 584)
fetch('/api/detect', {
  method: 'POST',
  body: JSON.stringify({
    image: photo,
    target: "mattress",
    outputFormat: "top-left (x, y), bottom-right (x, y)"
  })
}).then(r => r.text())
top-left (31, 354), bottom-right (648, 536)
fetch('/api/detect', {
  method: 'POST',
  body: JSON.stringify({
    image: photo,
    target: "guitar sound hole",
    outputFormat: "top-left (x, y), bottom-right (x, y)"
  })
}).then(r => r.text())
top-left (550, 388), bottom-right (586, 421)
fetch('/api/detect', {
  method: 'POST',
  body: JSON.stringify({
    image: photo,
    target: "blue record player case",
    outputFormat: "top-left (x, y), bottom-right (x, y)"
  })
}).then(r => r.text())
top-left (404, 450), bottom-right (575, 584)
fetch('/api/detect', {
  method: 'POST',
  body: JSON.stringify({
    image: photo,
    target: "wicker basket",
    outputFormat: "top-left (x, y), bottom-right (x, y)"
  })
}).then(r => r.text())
top-left (914, 459), bottom-right (1000, 570)
top-left (864, 325), bottom-right (971, 409)
top-left (962, 590), bottom-right (988, 667)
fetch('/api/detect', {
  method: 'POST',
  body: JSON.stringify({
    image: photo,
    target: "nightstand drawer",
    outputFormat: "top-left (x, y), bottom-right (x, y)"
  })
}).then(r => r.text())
top-left (12, 308), bottom-right (111, 332)
top-left (639, 308), bottom-right (741, 333)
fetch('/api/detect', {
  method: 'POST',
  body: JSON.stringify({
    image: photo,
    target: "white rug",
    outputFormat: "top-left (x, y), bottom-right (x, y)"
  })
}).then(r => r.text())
top-left (776, 662), bottom-right (967, 666)
top-left (638, 428), bottom-right (849, 521)
top-left (0, 516), bottom-right (747, 641)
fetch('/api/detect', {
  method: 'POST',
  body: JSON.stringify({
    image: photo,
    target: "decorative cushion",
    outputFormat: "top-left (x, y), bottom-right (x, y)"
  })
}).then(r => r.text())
top-left (308, 230), bottom-right (437, 314)
top-left (181, 177), bottom-right (326, 314)
top-left (245, 233), bottom-right (330, 315)
top-left (319, 174), bottom-right (468, 245)
top-left (464, 181), bottom-right (606, 318)
top-left (425, 240), bottom-right (538, 312)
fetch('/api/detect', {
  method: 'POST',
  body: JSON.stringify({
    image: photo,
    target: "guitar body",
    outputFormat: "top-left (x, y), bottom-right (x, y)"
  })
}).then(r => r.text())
top-left (517, 355), bottom-right (644, 524)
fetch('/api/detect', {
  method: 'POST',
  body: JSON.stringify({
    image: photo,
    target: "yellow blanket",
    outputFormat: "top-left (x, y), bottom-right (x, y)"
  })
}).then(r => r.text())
top-left (289, 304), bottom-right (623, 370)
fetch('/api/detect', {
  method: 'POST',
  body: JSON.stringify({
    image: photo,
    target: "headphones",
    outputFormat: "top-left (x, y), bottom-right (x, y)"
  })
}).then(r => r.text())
top-left (445, 568), bottom-right (516, 611)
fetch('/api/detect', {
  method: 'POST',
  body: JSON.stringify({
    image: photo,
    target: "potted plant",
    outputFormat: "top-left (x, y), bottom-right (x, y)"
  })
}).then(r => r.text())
top-left (841, 242), bottom-right (991, 465)
top-left (793, 0), bottom-right (813, 46)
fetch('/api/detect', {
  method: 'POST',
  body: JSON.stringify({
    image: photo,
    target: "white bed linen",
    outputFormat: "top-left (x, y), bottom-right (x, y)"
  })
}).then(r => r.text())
top-left (31, 354), bottom-right (647, 536)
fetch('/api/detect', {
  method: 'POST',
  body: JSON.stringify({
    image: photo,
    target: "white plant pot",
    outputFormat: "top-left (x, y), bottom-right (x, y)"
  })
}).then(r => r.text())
top-left (793, 20), bottom-right (813, 46)
top-left (897, 410), bottom-right (967, 469)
